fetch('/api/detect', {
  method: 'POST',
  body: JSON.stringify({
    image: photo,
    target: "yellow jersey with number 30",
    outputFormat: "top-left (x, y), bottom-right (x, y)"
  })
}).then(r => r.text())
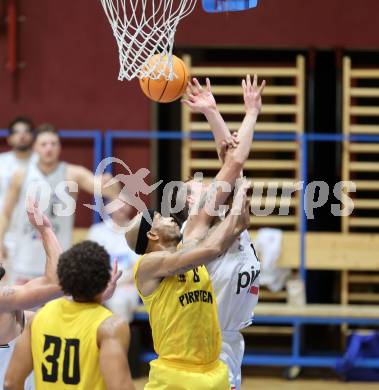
top-left (31, 297), bottom-right (112, 390)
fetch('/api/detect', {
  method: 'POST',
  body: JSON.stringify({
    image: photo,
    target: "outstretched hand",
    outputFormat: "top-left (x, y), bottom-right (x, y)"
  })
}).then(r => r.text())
top-left (102, 259), bottom-right (123, 302)
top-left (26, 198), bottom-right (52, 231)
top-left (182, 78), bottom-right (217, 114)
top-left (242, 74), bottom-right (266, 115)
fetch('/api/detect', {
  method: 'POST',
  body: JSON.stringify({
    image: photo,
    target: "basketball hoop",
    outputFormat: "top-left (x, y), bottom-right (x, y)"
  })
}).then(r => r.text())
top-left (100, 0), bottom-right (196, 81)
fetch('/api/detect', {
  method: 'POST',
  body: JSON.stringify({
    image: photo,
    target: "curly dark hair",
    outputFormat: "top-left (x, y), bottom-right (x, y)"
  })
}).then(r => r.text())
top-left (0, 264), bottom-right (5, 281)
top-left (57, 240), bottom-right (111, 301)
top-left (167, 182), bottom-right (189, 228)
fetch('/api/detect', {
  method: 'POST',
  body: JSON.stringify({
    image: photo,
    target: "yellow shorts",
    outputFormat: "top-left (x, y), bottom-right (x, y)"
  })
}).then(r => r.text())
top-left (145, 359), bottom-right (230, 390)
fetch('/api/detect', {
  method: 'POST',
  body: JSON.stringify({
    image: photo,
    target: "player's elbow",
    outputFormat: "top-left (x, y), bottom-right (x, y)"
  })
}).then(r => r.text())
top-left (233, 153), bottom-right (247, 168)
top-left (3, 381), bottom-right (14, 390)
top-left (4, 374), bottom-right (19, 390)
top-left (203, 243), bottom-right (223, 259)
top-left (226, 152), bottom-right (244, 172)
top-left (106, 376), bottom-right (135, 390)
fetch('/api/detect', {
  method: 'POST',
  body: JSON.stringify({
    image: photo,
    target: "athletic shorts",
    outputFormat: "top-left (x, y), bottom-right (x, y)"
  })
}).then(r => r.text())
top-left (220, 330), bottom-right (245, 390)
top-left (145, 358), bottom-right (230, 390)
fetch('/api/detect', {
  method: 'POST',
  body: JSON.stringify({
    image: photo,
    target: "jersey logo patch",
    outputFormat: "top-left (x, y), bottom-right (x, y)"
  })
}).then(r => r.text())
top-left (177, 274), bottom-right (186, 283)
top-left (179, 290), bottom-right (213, 307)
top-left (249, 285), bottom-right (259, 295)
top-left (236, 267), bottom-right (260, 294)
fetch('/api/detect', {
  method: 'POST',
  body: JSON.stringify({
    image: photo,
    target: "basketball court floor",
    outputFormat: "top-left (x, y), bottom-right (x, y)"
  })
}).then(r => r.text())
top-left (134, 377), bottom-right (378, 389)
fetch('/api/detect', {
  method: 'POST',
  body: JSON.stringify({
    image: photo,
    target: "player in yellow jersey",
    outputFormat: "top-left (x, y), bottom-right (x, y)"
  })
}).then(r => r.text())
top-left (4, 239), bottom-right (135, 390)
top-left (125, 185), bottom-right (250, 390)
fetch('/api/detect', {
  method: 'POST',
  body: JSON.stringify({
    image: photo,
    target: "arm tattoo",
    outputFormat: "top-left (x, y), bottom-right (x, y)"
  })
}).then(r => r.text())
top-left (167, 263), bottom-right (197, 276)
top-left (197, 191), bottom-right (208, 210)
top-left (180, 240), bottom-right (199, 251)
top-left (193, 181), bottom-right (218, 212)
top-left (1, 287), bottom-right (16, 297)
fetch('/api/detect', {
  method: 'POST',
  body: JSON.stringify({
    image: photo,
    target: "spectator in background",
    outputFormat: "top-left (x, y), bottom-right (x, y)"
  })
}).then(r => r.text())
top-left (0, 117), bottom-right (36, 278)
top-left (0, 124), bottom-right (121, 284)
top-left (88, 202), bottom-right (139, 323)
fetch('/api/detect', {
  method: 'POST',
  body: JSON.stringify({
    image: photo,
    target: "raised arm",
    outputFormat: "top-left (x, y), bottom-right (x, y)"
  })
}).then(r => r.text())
top-left (184, 75), bottom-right (265, 242)
top-left (0, 170), bottom-right (24, 260)
top-left (182, 78), bottom-right (237, 160)
top-left (68, 164), bottom-right (121, 200)
top-left (28, 199), bottom-right (62, 284)
top-left (212, 75), bottom-right (265, 191)
top-left (220, 74), bottom-right (265, 174)
top-left (98, 316), bottom-right (135, 390)
top-left (0, 200), bottom-right (62, 313)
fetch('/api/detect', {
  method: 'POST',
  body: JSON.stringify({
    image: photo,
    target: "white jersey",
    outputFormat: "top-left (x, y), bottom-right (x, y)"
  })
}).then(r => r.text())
top-left (0, 151), bottom-right (36, 255)
top-left (206, 230), bottom-right (260, 331)
top-left (87, 221), bottom-right (138, 280)
top-left (13, 162), bottom-right (73, 278)
top-left (0, 318), bottom-right (34, 389)
top-left (88, 222), bottom-right (139, 322)
top-left (0, 151), bottom-right (36, 208)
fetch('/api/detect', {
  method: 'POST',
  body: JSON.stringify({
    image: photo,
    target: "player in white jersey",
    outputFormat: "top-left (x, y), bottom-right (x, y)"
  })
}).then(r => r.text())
top-left (88, 203), bottom-right (139, 322)
top-left (0, 200), bottom-right (62, 390)
top-left (0, 124), bottom-right (121, 283)
top-left (206, 230), bottom-right (260, 390)
top-left (0, 117), bottom-right (36, 272)
top-left (180, 76), bottom-right (264, 389)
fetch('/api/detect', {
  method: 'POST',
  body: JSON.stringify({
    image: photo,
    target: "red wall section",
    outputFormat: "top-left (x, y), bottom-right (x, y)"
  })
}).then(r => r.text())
top-left (2, 0), bottom-right (378, 129)
top-left (0, 1), bottom-right (149, 129)
top-left (177, 0), bottom-right (379, 49)
top-left (0, 0), bottom-right (378, 226)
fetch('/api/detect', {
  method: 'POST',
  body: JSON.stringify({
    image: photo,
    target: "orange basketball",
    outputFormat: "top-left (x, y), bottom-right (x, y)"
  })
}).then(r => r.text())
top-left (139, 55), bottom-right (189, 103)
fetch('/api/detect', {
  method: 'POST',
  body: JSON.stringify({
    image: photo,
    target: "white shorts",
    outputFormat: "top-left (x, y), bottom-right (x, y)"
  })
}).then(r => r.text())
top-left (220, 330), bottom-right (245, 390)
top-left (0, 343), bottom-right (35, 390)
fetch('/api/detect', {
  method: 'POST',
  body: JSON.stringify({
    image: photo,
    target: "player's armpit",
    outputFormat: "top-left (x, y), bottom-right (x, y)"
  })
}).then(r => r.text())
top-left (4, 319), bottom-right (33, 390)
top-left (98, 316), bottom-right (135, 390)
top-left (134, 252), bottom-right (168, 297)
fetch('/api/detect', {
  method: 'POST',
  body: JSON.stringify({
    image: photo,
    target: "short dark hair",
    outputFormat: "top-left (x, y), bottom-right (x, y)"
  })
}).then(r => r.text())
top-left (8, 116), bottom-right (34, 135)
top-left (35, 123), bottom-right (58, 138)
top-left (169, 183), bottom-right (189, 228)
top-left (0, 264), bottom-right (5, 281)
top-left (57, 241), bottom-right (111, 301)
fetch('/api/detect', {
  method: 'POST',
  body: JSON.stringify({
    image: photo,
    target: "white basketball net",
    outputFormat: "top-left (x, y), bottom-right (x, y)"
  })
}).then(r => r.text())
top-left (100, 0), bottom-right (197, 81)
